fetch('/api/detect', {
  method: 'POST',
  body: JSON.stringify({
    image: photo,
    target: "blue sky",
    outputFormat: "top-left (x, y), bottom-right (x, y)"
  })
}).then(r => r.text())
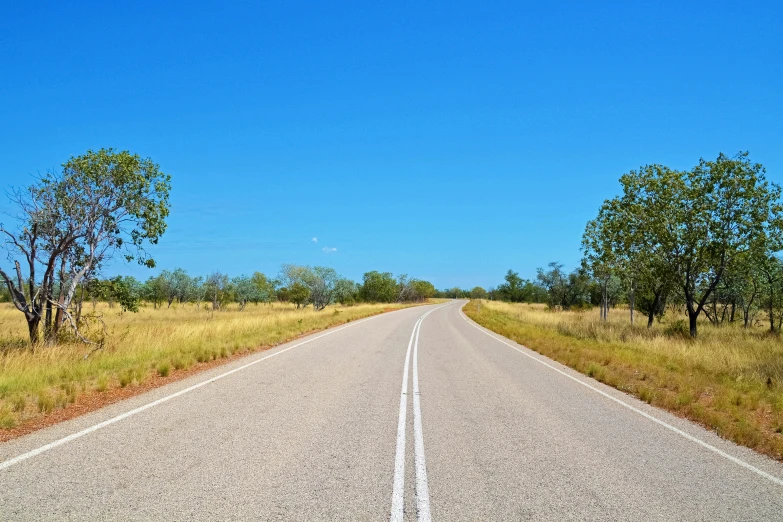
top-left (1, 1), bottom-right (781, 289)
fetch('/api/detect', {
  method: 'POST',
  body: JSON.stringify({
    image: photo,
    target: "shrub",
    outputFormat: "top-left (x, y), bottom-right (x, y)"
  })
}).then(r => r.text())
top-left (664, 319), bottom-right (689, 339)
top-left (157, 361), bottom-right (171, 377)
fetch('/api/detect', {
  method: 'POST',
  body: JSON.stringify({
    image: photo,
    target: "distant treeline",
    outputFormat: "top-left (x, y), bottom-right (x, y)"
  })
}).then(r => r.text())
top-left (0, 264), bottom-right (468, 314)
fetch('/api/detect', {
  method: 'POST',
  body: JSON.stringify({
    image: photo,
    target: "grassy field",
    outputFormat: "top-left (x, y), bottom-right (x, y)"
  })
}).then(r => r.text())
top-left (0, 301), bottom-right (420, 432)
top-left (464, 300), bottom-right (783, 460)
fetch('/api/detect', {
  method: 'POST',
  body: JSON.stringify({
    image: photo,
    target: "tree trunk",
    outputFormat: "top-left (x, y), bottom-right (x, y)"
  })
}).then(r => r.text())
top-left (75, 282), bottom-right (84, 324)
top-left (49, 255), bottom-right (69, 343)
top-left (43, 295), bottom-right (53, 341)
top-left (770, 286), bottom-right (775, 333)
top-left (629, 281), bottom-right (635, 325)
top-left (688, 311), bottom-right (698, 337)
top-left (770, 306), bottom-right (775, 333)
top-left (729, 300), bottom-right (736, 323)
top-left (26, 313), bottom-right (41, 345)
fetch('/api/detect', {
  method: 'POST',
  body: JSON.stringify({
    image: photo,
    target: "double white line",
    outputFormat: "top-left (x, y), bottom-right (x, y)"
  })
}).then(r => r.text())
top-left (391, 304), bottom-right (447, 522)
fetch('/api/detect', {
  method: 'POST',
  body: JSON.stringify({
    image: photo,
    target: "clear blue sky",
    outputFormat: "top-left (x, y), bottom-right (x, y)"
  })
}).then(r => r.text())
top-left (1, 1), bottom-right (781, 289)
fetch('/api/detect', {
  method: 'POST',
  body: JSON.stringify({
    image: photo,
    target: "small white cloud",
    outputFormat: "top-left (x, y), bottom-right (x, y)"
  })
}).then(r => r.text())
top-left (311, 237), bottom-right (318, 243)
top-left (322, 247), bottom-right (337, 253)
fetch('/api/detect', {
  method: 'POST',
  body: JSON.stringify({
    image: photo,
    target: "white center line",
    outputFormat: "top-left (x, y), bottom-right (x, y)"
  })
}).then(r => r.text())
top-left (390, 316), bottom-right (419, 522)
top-left (412, 309), bottom-right (432, 522)
top-left (459, 306), bottom-right (783, 488)
top-left (390, 302), bottom-right (450, 522)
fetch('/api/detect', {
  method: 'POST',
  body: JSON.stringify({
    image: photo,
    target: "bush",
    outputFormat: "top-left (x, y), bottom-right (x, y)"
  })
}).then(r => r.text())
top-left (664, 319), bottom-right (690, 338)
top-left (157, 361), bottom-right (171, 377)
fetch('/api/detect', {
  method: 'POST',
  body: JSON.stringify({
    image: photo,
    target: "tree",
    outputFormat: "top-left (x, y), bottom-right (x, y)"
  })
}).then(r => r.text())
top-left (232, 275), bottom-right (260, 311)
top-left (107, 276), bottom-right (141, 313)
top-left (289, 282), bottom-right (310, 309)
top-left (204, 272), bottom-right (231, 310)
top-left (276, 286), bottom-right (291, 303)
top-left (760, 256), bottom-right (783, 332)
top-left (250, 272), bottom-right (275, 304)
top-left (334, 278), bottom-right (359, 305)
top-left (360, 271), bottom-right (397, 303)
top-left (470, 286), bottom-right (487, 299)
top-left (168, 268), bottom-right (195, 305)
top-left (142, 275), bottom-right (167, 308)
top-left (397, 274), bottom-right (416, 302)
top-left (497, 270), bottom-right (524, 302)
top-left (496, 270), bottom-right (547, 303)
top-left (410, 280), bottom-right (436, 301)
top-left (305, 266), bottom-right (339, 311)
top-left (158, 270), bottom-right (179, 308)
top-left (277, 264), bottom-right (340, 311)
top-left (646, 154), bottom-right (780, 336)
top-left (583, 182), bottom-right (676, 326)
top-left (0, 283), bottom-right (11, 302)
top-left (730, 252), bottom-right (765, 328)
top-left (0, 148), bottom-right (170, 344)
top-left (583, 153), bottom-right (783, 336)
top-left (536, 262), bottom-right (591, 310)
top-left (181, 273), bottom-right (204, 305)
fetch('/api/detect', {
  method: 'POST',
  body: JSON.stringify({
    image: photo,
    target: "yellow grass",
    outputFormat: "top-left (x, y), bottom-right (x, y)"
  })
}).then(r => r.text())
top-left (465, 300), bottom-right (783, 460)
top-left (0, 301), bottom-right (419, 430)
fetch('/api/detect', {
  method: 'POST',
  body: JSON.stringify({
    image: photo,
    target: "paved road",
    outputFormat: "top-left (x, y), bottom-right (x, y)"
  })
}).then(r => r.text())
top-left (1, 301), bottom-right (783, 520)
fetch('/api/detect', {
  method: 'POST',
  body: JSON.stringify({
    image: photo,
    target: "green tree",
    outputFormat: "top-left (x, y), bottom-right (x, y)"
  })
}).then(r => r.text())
top-left (334, 278), bottom-right (359, 305)
top-left (205, 272), bottom-right (231, 310)
top-left (0, 148), bottom-right (170, 344)
top-left (142, 275), bottom-right (167, 308)
top-left (411, 280), bottom-right (436, 301)
top-left (583, 153), bottom-right (783, 336)
top-left (107, 276), bottom-right (141, 313)
top-left (232, 275), bottom-right (260, 310)
top-left (470, 286), bottom-right (487, 299)
top-left (289, 282), bottom-right (311, 309)
top-left (496, 270), bottom-right (523, 302)
top-left (536, 262), bottom-right (591, 310)
top-left (360, 271), bottom-right (397, 303)
top-left (251, 272), bottom-right (275, 304)
top-left (583, 177), bottom-right (676, 326)
top-left (306, 266), bottom-right (339, 311)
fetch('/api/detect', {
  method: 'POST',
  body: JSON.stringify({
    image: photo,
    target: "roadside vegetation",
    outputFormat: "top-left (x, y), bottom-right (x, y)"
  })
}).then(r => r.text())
top-left (0, 301), bottom-right (422, 432)
top-left (465, 300), bottom-right (783, 460)
top-left (471, 151), bottom-right (783, 460)
top-left (0, 149), bottom-right (454, 434)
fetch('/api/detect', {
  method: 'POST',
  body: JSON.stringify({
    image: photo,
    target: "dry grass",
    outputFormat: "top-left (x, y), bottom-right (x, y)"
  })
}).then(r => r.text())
top-left (0, 301), bottom-right (418, 430)
top-left (464, 300), bottom-right (783, 460)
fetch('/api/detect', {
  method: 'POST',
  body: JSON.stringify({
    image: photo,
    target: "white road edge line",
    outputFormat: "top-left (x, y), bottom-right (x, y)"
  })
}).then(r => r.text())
top-left (459, 306), bottom-right (783, 487)
top-left (0, 307), bottom-right (420, 472)
top-left (390, 302), bottom-right (450, 522)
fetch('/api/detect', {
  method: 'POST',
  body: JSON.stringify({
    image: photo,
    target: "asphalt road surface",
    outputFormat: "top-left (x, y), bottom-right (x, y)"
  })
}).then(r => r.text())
top-left (2, 301), bottom-right (783, 521)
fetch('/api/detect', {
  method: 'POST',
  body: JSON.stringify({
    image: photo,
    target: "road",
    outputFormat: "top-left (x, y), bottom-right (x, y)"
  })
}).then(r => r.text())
top-left (1, 301), bottom-right (782, 520)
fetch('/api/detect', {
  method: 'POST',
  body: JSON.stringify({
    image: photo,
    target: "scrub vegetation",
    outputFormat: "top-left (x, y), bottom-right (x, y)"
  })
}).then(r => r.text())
top-left (0, 148), bottom-right (452, 433)
top-left (0, 301), bottom-right (419, 431)
top-left (472, 152), bottom-right (783, 460)
top-left (465, 299), bottom-right (783, 460)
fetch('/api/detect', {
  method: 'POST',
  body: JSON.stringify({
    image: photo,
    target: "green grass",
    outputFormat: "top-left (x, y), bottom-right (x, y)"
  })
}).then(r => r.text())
top-left (465, 299), bottom-right (783, 460)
